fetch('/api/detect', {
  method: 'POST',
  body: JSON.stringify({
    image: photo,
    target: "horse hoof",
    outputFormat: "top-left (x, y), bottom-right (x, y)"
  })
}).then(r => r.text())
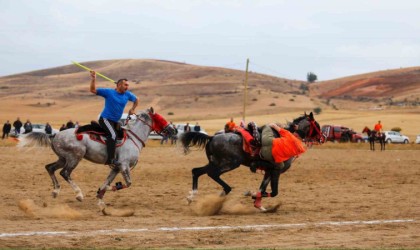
top-left (76, 195), bottom-right (84, 202)
top-left (259, 204), bottom-right (280, 213)
top-left (101, 208), bottom-right (110, 216)
top-left (97, 200), bottom-right (106, 210)
top-left (243, 191), bottom-right (252, 196)
top-left (52, 191), bottom-right (59, 198)
top-left (186, 196), bottom-right (193, 204)
top-left (257, 206), bottom-right (267, 212)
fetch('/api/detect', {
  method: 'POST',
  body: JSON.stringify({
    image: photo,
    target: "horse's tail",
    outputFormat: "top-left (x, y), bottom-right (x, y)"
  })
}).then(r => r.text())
top-left (180, 132), bottom-right (213, 154)
top-left (18, 132), bottom-right (53, 148)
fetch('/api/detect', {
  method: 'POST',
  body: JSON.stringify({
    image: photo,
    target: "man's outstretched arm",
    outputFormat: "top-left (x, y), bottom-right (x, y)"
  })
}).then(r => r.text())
top-left (90, 71), bottom-right (97, 94)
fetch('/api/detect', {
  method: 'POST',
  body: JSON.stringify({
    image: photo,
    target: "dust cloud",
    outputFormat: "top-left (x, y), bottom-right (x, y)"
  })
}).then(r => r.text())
top-left (101, 207), bottom-right (135, 217)
top-left (191, 195), bottom-right (266, 216)
top-left (18, 199), bottom-right (83, 220)
top-left (191, 194), bottom-right (226, 216)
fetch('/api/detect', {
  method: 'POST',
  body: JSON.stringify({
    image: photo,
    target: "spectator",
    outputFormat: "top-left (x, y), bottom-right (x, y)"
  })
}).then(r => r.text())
top-left (45, 122), bottom-right (52, 135)
top-left (23, 119), bottom-right (33, 134)
top-left (59, 124), bottom-right (66, 131)
top-left (2, 120), bottom-right (11, 139)
top-left (13, 117), bottom-right (22, 136)
top-left (194, 122), bottom-right (201, 132)
top-left (74, 121), bottom-right (80, 128)
top-left (66, 120), bottom-right (75, 129)
top-left (184, 122), bottom-right (191, 133)
top-left (160, 134), bottom-right (168, 145)
top-left (170, 123), bottom-right (178, 145)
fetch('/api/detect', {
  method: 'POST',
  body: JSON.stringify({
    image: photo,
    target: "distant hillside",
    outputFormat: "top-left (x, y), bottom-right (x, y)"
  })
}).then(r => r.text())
top-left (0, 59), bottom-right (311, 121)
top-left (1, 59), bottom-right (419, 124)
top-left (310, 67), bottom-right (420, 105)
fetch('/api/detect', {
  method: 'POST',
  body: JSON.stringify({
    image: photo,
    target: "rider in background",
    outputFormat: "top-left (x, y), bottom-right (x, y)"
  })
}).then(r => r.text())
top-left (374, 120), bottom-right (383, 133)
top-left (225, 117), bottom-right (236, 132)
top-left (89, 70), bottom-right (139, 168)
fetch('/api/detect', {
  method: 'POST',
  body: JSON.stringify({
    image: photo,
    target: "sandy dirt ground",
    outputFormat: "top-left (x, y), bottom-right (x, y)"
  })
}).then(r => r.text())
top-left (0, 140), bottom-right (419, 249)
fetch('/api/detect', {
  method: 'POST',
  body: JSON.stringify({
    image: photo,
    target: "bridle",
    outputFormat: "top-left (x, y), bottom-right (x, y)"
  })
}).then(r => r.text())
top-left (304, 118), bottom-right (325, 145)
top-left (124, 112), bottom-right (170, 149)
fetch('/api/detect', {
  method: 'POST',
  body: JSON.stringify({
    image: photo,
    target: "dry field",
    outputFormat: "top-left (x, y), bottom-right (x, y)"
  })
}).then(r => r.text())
top-left (1, 62), bottom-right (420, 248)
top-left (0, 137), bottom-right (419, 248)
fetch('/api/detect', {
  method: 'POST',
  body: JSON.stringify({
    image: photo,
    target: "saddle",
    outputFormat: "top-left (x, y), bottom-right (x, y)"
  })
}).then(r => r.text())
top-left (75, 121), bottom-right (127, 146)
top-left (234, 122), bottom-right (262, 157)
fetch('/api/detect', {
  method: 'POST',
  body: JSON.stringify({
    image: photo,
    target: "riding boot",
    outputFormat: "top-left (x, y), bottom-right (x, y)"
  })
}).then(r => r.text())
top-left (105, 138), bottom-right (121, 168)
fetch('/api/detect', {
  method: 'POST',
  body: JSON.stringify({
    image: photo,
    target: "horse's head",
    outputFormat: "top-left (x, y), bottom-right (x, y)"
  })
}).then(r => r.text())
top-left (362, 126), bottom-right (370, 134)
top-left (141, 107), bottom-right (176, 137)
top-left (287, 112), bottom-right (324, 144)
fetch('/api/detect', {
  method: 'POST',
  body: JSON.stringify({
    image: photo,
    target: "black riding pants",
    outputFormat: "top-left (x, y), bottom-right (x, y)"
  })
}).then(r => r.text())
top-left (99, 117), bottom-right (118, 162)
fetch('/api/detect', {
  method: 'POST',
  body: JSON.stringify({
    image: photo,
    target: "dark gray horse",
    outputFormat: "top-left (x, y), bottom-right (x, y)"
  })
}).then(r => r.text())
top-left (180, 112), bottom-right (323, 211)
top-left (362, 126), bottom-right (385, 151)
top-left (19, 108), bottom-right (175, 209)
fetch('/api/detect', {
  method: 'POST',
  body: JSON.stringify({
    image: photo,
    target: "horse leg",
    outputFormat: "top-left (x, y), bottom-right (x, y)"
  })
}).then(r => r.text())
top-left (207, 164), bottom-right (237, 196)
top-left (59, 158), bottom-right (83, 201)
top-left (188, 165), bottom-right (209, 203)
top-left (45, 157), bottom-right (66, 198)
top-left (97, 168), bottom-right (119, 209)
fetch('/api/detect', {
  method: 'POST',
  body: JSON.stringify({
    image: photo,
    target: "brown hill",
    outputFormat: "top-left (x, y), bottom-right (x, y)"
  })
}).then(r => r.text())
top-left (310, 67), bottom-right (420, 104)
top-left (0, 59), bottom-right (311, 123)
top-left (2, 59), bottom-right (419, 126)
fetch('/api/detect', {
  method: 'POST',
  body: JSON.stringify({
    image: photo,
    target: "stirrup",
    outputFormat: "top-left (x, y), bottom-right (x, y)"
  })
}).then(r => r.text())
top-left (107, 159), bottom-right (121, 169)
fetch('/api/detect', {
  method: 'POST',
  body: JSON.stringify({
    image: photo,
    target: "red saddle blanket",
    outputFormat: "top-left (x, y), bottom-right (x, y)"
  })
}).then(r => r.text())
top-left (235, 127), bottom-right (260, 157)
top-left (75, 126), bottom-right (127, 147)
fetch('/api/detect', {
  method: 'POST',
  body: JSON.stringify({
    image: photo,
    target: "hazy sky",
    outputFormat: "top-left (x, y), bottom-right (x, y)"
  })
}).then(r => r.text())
top-left (1, 0), bottom-right (419, 80)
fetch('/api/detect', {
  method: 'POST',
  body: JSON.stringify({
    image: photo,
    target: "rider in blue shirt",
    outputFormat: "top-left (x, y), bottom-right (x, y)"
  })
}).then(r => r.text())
top-left (90, 71), bottom-right (138, 168)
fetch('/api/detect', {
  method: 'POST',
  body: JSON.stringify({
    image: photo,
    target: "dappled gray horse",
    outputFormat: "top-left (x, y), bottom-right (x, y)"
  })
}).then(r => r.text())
top-left (181, 112), bottom-right (323, 211)
top-left (19, 107), bottom-right (174, 208)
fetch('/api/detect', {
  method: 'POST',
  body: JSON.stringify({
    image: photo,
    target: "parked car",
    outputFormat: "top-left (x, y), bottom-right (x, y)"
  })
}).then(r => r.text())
top-left (10, 123), bottom-right (59, 137)
top-left (321, 125), bottom-right (365, 143)
top-left (416, 134), bottom-right (420, 144)
top-left (383, 131), bottom-right (410, 144)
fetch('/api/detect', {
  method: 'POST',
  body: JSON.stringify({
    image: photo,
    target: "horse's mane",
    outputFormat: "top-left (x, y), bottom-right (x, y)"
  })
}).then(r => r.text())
top-left (291, 115), bottom-right (307, 125)
top-left (286, 114), bottom-right (307, 132)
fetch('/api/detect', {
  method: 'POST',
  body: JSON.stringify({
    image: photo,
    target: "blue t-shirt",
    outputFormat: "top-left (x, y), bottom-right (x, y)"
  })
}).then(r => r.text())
top-left (96, 88), bottom-right (137, 122)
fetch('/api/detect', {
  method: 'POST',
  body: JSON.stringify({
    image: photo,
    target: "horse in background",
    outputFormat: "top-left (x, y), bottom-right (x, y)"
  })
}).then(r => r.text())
top-left (362, 126), bottom-right (385, 151)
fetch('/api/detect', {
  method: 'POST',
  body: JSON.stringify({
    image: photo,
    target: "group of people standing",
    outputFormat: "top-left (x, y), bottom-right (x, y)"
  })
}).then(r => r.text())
top-left (1, 118), bottom-right (34, 139)
top-left (59, 120), bottom-right (79, 131)
top-left (1, 118), bottom-right (79, 139)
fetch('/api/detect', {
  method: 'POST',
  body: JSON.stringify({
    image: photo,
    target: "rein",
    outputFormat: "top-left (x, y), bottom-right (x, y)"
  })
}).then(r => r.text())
top-left (125, 112), bottom-right (166, 149)
top-left (127, 130), bottom-right (145, 149)
top-left (124, 113), bottom-right (153, 150)
top-left (305, 119), bottom-right (324, 145)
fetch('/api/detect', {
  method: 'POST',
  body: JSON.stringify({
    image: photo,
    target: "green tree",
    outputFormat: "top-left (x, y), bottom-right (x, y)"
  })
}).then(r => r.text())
top-left (307, 72), bottom-right (318, 83)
